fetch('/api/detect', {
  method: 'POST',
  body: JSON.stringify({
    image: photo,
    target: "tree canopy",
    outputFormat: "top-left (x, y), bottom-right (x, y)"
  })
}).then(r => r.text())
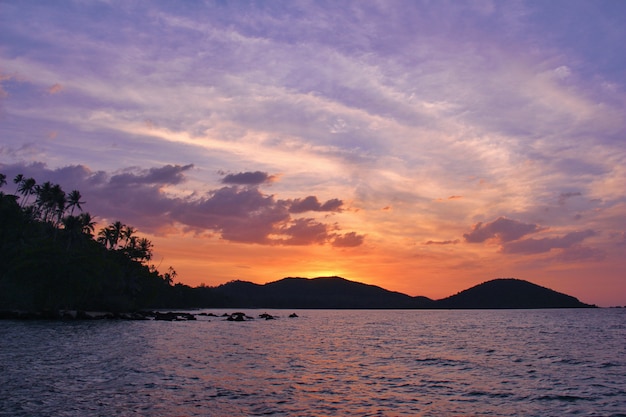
top-left (0, 173), bottom-right (181, 312)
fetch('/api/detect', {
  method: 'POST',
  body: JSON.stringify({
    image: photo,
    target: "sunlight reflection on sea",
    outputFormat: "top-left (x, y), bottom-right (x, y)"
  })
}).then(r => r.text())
top-left (1, 309), bottom-right (625, 416)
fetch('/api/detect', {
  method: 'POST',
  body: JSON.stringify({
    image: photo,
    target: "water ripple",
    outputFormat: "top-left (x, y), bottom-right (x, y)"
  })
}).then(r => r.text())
top-left (0, 309), bottom-right (624, 416)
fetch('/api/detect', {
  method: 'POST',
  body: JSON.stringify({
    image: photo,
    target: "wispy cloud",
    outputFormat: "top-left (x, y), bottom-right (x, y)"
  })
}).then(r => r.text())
top-left (221, 171), bottom-right (275, 185)
top-left (501, 230), bottom-right (596, 255)
top-left (464, 217), bottom-right (544, 244)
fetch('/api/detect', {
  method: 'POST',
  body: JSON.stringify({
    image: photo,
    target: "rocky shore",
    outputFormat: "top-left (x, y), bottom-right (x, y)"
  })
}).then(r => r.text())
top-left (0, 310), bottom-right (296, 321)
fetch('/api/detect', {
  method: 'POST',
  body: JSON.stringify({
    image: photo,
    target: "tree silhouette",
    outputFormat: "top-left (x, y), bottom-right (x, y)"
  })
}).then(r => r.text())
top-left (17, 177), bottom-right (37, 208)
top-left (67, 190), bottom-right (84, 216)
top-left (1, 171), bottom-right (182, 312)
top-left (122, 225), bottom-right (136, 247)
top-left (13, 174), bottom-right (24, 194)
top-left (62, 215), bottom-right (85, 250)
top-left (78, 212), bottom-right (96, 237)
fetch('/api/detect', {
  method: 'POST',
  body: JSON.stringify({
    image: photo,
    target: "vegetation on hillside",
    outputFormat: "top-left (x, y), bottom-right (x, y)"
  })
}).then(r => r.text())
top-left (0, 172), bottom-right (184, 312)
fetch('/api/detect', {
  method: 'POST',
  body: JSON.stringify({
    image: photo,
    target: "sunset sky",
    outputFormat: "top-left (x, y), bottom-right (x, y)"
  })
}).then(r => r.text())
top-left (1, 1), bottom-right (625, 306)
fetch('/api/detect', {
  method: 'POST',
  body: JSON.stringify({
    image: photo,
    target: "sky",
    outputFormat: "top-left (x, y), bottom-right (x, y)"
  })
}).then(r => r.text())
top-left (1, 0), bottom-right (625, 306)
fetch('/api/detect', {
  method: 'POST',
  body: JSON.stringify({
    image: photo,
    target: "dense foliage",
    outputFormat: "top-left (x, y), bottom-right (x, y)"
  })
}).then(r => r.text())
top-left (0, 173), bottom-right (182, 312)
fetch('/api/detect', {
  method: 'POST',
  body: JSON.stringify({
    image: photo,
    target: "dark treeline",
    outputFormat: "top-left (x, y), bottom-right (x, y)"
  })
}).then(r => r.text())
top-left (0, 172), bottom-right (210, 313)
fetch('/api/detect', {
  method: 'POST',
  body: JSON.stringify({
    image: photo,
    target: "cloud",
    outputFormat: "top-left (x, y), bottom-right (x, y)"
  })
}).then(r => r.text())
top-left (555, 245), bottom-right (606, 262)
top-left (176, 188), bottom-right (355, 246)
top-left (174, 185), bottom-right (288, 244)
top-left (501, 230), bottom-right (596, 254)
top-left (288, 196), bottom-right (343, 213)
top-left (221, 171), bottom-right (275, 185)
top-left (435, 196), bottom-right (463, 202)
top-left (462, 215), bottom-right (604, 261)
top-left (332, 231), bottom-right (365, 248)
top-left (47, 83), bottom-right (63, 94)
top-left (424, 239), bottom-right (460, 245)
top-left (110, 164), bottom-right (194, 186)
top-left (463, 217), bottom-right (543, 243)
top-left (277, 218), bottom-right (330, 246)
top-left (553, 66), bottom-right (571, 80)
top-left (558, 191), bottom-right (582, 205)
top-left (609, 231), bottom-right (626, 246)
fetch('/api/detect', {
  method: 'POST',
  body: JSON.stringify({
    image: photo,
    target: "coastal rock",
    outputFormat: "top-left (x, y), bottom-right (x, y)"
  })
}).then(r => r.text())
top-left (154, 311), bottom-right (196, 321)
top-left (227, 312), bottom-right (254, 321)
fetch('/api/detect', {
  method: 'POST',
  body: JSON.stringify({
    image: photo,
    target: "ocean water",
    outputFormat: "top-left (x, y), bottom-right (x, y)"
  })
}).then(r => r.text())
top-left (0, 309), bottom-right (624, 417)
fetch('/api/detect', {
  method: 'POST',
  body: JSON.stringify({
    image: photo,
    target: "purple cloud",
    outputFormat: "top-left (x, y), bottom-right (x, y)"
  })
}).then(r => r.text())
top-left (558, 191), bottom-right (582, 205)
top-left (424, 239), bottom-right (460, 245)
top-left (555, 245), bottom-right (606, 262)
top-left (288, 196), bottom-right (343, 213)
top-left (173, 186), bottom-right (288, 244)
top-left (221, 171), bottom-right (275, 185)
top-left (332, 231), bottom-right (365, 248)
top-left (464, 217), bottom-right (543, 243)
top-left (110, 164), bottom-right (194, 186)
top-left (277, 218), bottom-right (330, 246)
top-left (501, 230), bottom-right (596, 255)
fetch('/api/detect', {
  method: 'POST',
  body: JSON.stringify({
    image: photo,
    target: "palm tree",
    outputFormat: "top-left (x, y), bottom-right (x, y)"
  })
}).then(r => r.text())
top-left (97, 221), bottom-right (125, 250)
top-left (122, 225), bottom-right (136, 248)
top-left (78, 212), bottom-right (96, 238)
top-left (111, 221), bottom-right (124, 250)
top-left (17, 177), bottom-right (37, 208)
top-left (0, 173), bottom-right (6, 188)
top-left (35, 181), bottom-right (54, 221)
top-left (97, 227), bottom-right (115, 249)
top-left (137, 238), bottom-right (153, 262)
top-left (66, 190), bottom-right (84, 215)
top-left (13, 174), bottom-right (24, 194)
top-left (163, 266), bottom-right (177, 286)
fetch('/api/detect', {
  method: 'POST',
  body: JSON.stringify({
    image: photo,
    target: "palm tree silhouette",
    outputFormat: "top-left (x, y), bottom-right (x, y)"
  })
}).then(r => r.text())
top-left (0, 173), bottom-right (6, 189)
top-left (66, 190), bottom-right (84, 216)
top-left (13, 174), bottom-right (24, 194)
top-left (122, 225), bottom-right (136, 247)
top-left (111, 221), bottom-right (124, 249)
top-left (137, 238), bottom-right (153, 261)
top-left (97, 221), bottom-right (126, 250)
top-left (79, 212), bottom-right (96, 238)
top-left (17, 177), bottom-right (37, 208)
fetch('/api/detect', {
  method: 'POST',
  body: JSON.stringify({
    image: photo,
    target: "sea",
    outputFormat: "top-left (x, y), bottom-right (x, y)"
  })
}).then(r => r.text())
top-left (0, 309), bottom-right (624, 417)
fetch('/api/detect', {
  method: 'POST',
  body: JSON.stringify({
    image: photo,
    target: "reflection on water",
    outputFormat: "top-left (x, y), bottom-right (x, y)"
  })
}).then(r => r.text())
top-left (1, 309), bottom-right (625, 416)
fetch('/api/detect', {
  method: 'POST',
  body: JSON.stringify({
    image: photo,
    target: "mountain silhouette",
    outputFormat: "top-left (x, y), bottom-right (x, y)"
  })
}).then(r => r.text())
top-left (214, 276), bottom-right (434, 309)
top-left (212, 276), bottom-right (593, 309)
top-left (435, 278), bottom-right (594, 308)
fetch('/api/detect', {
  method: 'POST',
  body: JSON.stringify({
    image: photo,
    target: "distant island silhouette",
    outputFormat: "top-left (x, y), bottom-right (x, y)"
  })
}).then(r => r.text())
top-left (209, 276), bottom-right (595, 309)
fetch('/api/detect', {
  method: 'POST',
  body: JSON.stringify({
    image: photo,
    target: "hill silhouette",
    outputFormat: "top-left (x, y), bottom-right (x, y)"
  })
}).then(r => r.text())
top-left (213, 276), bottom-right (435, 309)
top-left (435, 278), bottom-right (594, 309)
top-left (212, 276), bottom-right (593, 309)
